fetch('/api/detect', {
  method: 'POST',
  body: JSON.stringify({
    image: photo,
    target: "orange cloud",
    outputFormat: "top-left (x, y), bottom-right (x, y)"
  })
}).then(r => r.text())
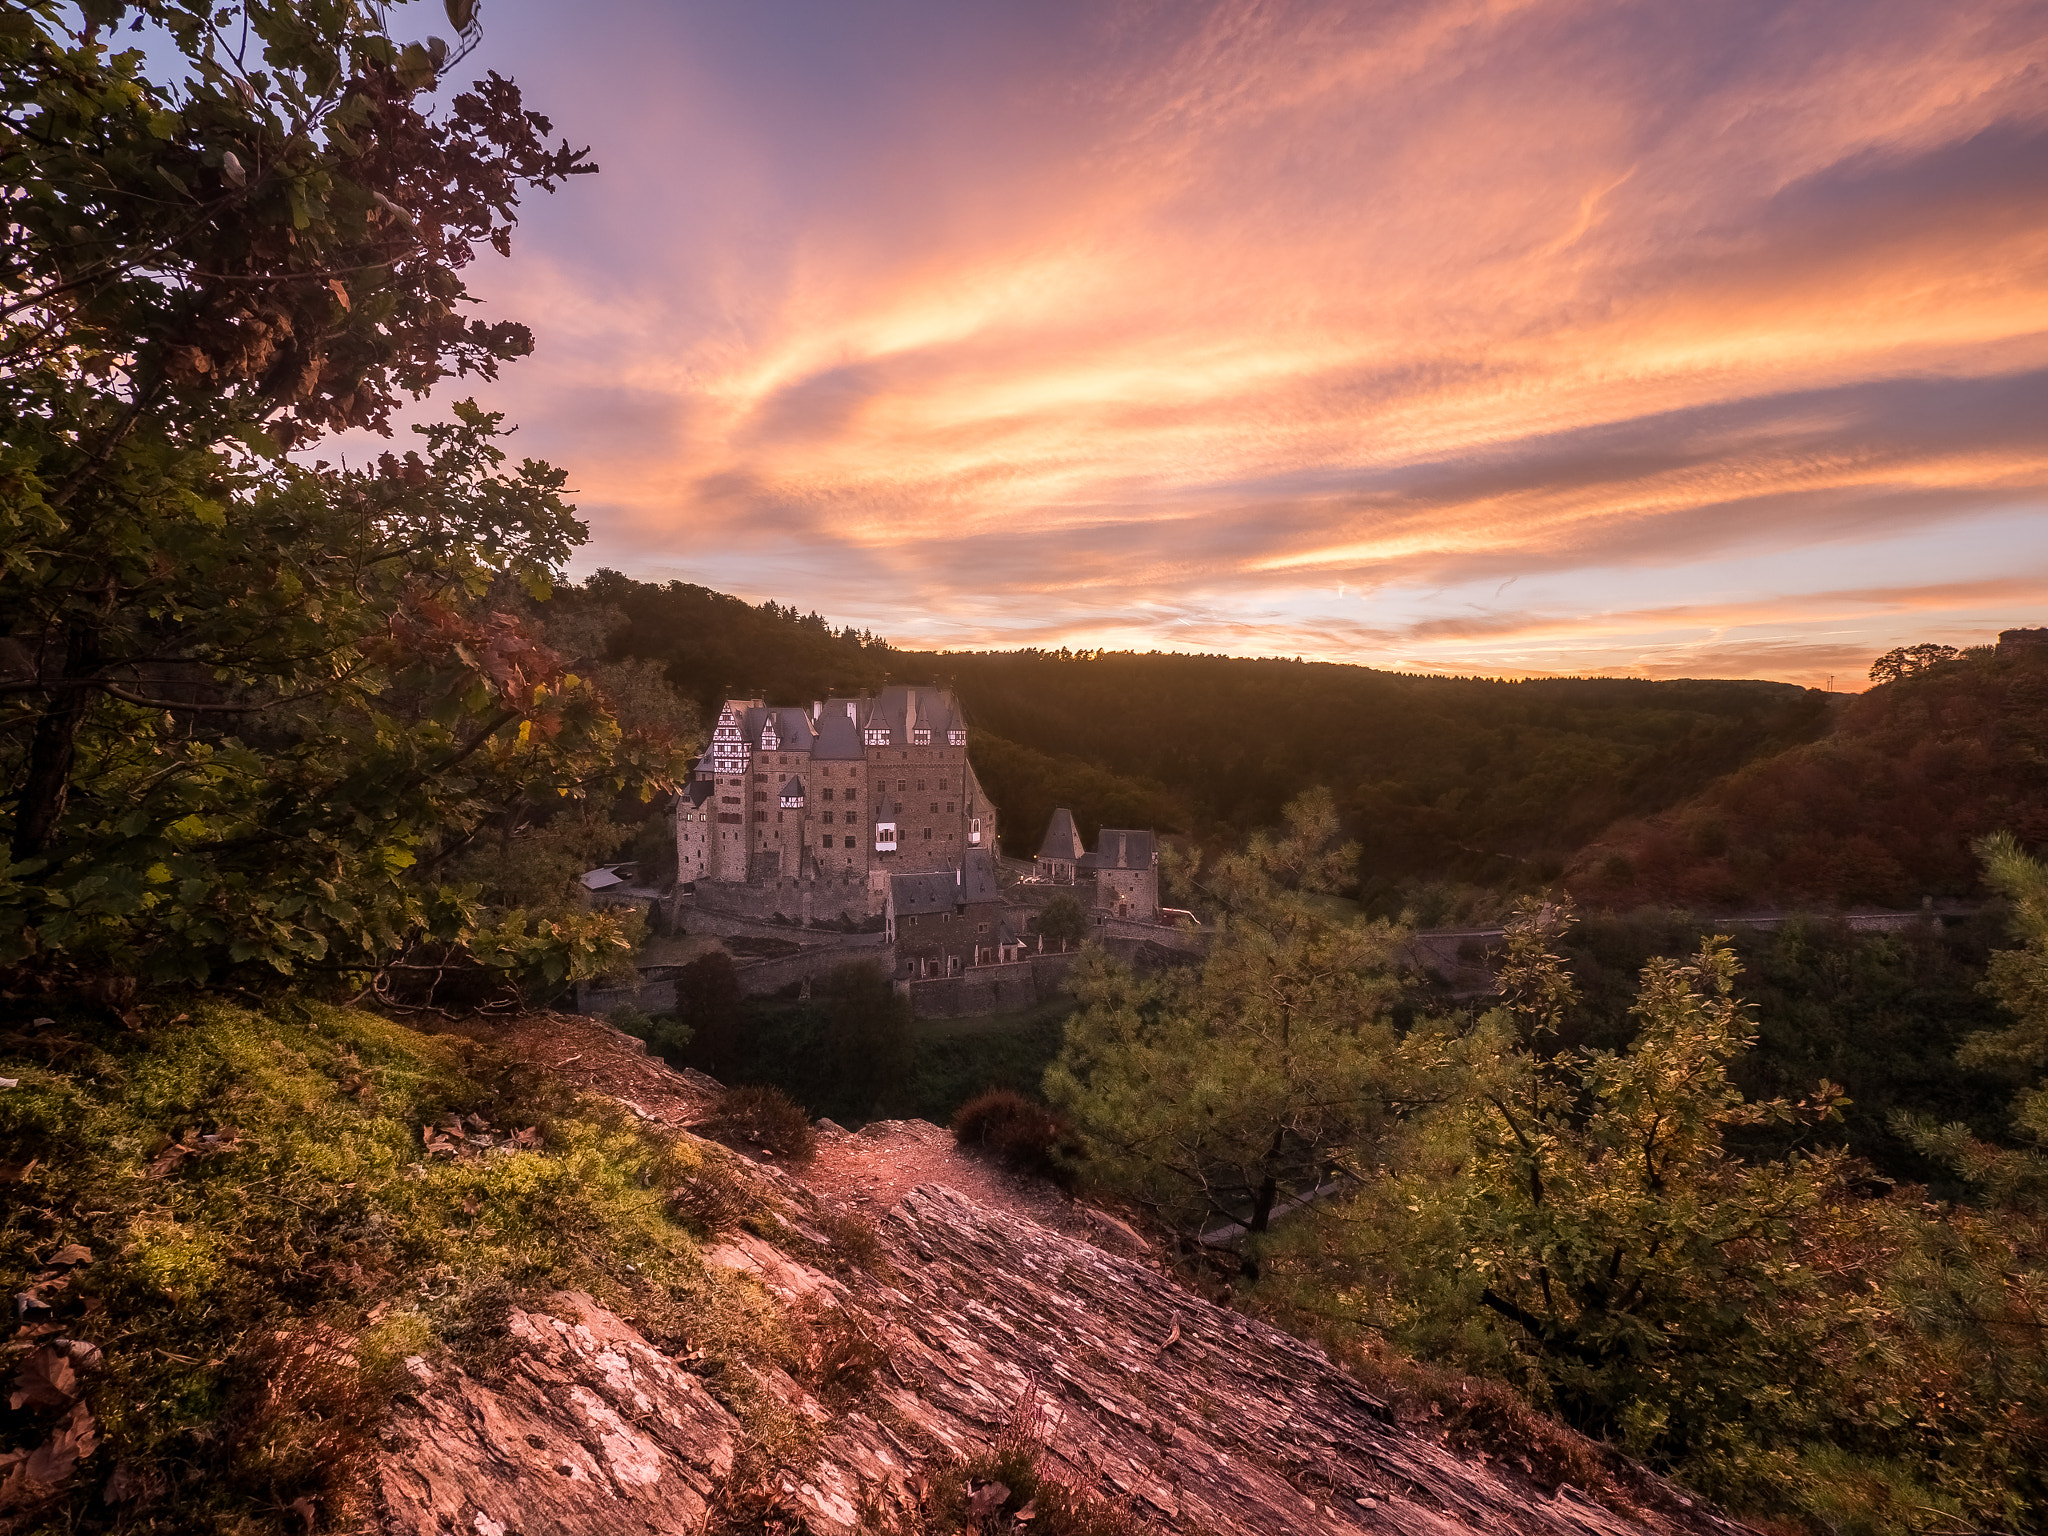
top-left (448, 0), bottom-right (2048, 682)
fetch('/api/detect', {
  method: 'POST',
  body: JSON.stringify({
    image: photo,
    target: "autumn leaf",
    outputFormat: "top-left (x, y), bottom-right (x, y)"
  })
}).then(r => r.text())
top-left (10, 1347), bottom-right (78, 1410)
top-left (23, 1401), bottom-right (97, 1486)
top-left (967, 1480), bottom-right (1012, 1519)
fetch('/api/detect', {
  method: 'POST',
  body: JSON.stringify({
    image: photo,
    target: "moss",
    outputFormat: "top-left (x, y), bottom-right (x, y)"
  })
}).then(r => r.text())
top-left (0, 1000), bottom-right (801, 1533)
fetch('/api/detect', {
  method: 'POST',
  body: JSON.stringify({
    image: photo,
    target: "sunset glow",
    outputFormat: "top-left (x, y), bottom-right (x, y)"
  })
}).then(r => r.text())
top-left (443, 0), bottom-right (2048, 685)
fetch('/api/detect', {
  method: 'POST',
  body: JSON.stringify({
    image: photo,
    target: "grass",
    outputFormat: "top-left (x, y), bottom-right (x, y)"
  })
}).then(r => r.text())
top-left (0, 1000), bottom-right (819, 1533)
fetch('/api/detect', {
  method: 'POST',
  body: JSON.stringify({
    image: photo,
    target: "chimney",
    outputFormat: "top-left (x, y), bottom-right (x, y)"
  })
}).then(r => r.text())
top-left (1119, 833), bottom-right (1127, 866)
top-left (846, 700), bottom-right (856, 722)
top-left (906, 689), bottom-right (918, 738)
top-left (812, 700), bottom-right (821, 721)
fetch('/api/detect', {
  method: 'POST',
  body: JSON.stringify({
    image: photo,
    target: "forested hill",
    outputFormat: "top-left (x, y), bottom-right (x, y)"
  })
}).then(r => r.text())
top-left (553, 575), bottom-right (1830, 900)
top-left (1568, 638), bottom-right (2048, 911)
top-left (931, 652), bottom-right (1827, 892)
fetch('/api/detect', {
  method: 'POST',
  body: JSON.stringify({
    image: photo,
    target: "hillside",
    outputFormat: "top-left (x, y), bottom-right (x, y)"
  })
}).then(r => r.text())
top-left (550, 575), bottom-right (1832, 897)
top-left (1569, 638), bottom-right (2048, 911)
top-left (0, 1004), bottom-right (1758, 1536)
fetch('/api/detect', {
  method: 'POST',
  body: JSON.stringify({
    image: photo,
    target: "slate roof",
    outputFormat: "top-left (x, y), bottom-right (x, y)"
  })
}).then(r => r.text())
top-left (960, 848), bottom-right (1001, 904)
top-left (680, 780), bottom-right (714, 809)
top-left (779, 775), bottom-right (806, 802)
top-left (811, 700), bottom-right (865, 760)
top-left (689, 687), bottom-right (970, 773)
top-left (1079, 829), bottom-right (1157, 872)
top-left (857, 685), bottom-right (965, 746)
top-left (889, 870), bottom-right (959, 918)
top-left (1037, 808), bottom-right (1085, 862)
top-left (743, 705), bottom-right (816, 754)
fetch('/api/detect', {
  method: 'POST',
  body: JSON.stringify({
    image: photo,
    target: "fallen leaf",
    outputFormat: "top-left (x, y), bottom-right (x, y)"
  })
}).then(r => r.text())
top-left (511, 1127), bottom-right (541, 1149)
top-left (23, 1400), bottom-right (96, 1486)
top-left (10, 1347), bottom-right (78, 1410)
top-left (0, 1159), bottom-right (39, 1182)
top-left (47, 1244), bottom-right (92, 1268)
top-left (968, 1480), bottom-right (1012, 1519)
top-left (0, 1077), bottom-right (17, 1089)
top-left (291, 1493), bottom-right (317, 1530)
top-left (103, 1459), bottom-right (164, 1505)
top-left (460, 1193), bottom-right (482, 1217)
top-left (1014, 1499), bottom-right (1038, 1522)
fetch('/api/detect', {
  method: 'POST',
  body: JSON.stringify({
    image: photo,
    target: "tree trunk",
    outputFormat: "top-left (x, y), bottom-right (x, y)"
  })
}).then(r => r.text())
top-left (11, 622), bottom-right (100, 862)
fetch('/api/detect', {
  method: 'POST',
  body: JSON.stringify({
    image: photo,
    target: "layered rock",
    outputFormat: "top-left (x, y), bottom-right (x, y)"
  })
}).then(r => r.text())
top-left (380, 1170), bottom-right (1754, 1536)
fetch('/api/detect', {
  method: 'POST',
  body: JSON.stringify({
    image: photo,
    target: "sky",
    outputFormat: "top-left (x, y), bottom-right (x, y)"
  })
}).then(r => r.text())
top-left (400, 0), bottom-right (2048, 686)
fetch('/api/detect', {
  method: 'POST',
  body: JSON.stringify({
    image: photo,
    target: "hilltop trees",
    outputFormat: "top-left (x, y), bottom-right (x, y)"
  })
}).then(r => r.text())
top-left (1868, 643), bottom-right (1962, 683)
top-left (0, 1), bottom-right (669, 997)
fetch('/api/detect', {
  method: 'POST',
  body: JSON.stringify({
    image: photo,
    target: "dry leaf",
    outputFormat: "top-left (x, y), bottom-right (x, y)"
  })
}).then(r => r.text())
top-left (327, 278), bottom-right (349, 310)
top-left (10, 1347), bottom-right (78, 1410)
top-left (102, 1459), bottom-right (164, 1505)
top-left (968, 1480), bottom-right (1012, 1519)
top-left (24, 1401), bottom-right (97, 1486)
top-left (47, 1244), bottom-right (92, 1268)
top-left (1014, 1499), bottom-right (1038, 1522)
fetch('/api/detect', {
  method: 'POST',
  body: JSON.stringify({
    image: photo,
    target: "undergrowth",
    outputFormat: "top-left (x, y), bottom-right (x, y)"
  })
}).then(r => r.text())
top-left (0, 1000), bottom-right (805, 1533)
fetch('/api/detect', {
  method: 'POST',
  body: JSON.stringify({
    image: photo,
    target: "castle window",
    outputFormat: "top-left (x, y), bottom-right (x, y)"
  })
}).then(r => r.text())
top-left (897, 779), bottom-right (907, 791)
top-left (753, 811), bottom-right (766, 822)
top-left (912, 728), bottom-right (931, 745)
top-left (978, 923), bottom-right (990, 935)
top-left (822, 787), bottom-right (834, 801)
top-left (930, 802), bottom-right (938, 814)
top-left (946, 802), bottom-right (955, 813)
top-left (844, 836), bottom-right (855, 848)
top-left (865, 727), bottom-right (890, 746)
top-left (948, 729), bottom-right (966, 746)
top-left (923, 827), bottom-right (932, 841)
top-left (845, 787), bottom-right (857, 800)
top-left (917, 779), bottom-right (926, 791)
top-left (822, 811), bottom-right (834, 824)
top-left (753, 791), bottom-right (766, 802)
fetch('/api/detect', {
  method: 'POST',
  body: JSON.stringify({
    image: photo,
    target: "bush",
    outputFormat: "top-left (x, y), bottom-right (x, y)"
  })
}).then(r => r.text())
top-left (607, 1004), bottom-right (694, 1063)
top-left (702, 1084), bottom-right (817, 1163)
top-left (953, 1089), bottom-right (1073, 1182)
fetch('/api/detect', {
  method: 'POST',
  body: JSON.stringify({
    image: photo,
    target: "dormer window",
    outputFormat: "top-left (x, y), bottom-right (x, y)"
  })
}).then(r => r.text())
top-left (912, 728), bottom-right (931, 746)
top-left (948, 729), bottom-right (966, 746)
top-left (865, 727), bottom-right (891, 746)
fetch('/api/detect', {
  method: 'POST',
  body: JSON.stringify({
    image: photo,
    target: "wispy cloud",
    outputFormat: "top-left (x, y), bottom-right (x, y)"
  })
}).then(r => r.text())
top-left (443, 0), bottom-right (2048, 686)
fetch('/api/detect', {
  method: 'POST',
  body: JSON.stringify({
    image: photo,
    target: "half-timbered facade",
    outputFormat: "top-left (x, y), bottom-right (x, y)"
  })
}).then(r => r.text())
top-left (674, 686), bottom-right (998, 922)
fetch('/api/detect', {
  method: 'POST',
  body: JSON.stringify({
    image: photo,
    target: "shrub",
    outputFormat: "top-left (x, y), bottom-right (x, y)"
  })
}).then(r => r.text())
top-left (953, 1089), bottom-right (1073, 1183)
top-left (702, 1084), bottom-right (817, 1163)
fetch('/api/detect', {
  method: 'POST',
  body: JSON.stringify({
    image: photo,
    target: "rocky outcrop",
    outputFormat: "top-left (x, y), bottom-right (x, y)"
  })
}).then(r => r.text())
top-left (380, 1296), bottom-right (738, 1536)
top-left (380, 1167), bottom-right (1754, 1536)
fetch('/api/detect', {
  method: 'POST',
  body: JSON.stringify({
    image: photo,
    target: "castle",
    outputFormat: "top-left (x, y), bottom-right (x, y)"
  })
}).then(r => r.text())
top-left (674, 686), bottom-right (998, 924)
top-left (1035, 809), bottom-right (1160, 919)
